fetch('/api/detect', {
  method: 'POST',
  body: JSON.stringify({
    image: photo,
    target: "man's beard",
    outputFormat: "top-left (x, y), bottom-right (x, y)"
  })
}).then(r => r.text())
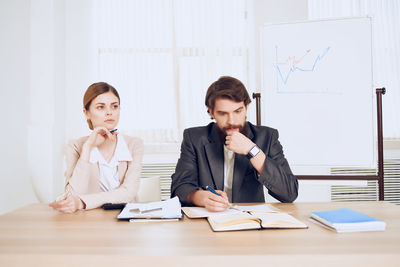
top-left (217, 122), bottom-right (247, 143)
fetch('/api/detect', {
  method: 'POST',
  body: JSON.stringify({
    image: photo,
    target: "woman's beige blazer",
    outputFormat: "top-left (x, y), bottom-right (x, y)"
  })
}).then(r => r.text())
top-left (64, 134), bottom-right (144, 210)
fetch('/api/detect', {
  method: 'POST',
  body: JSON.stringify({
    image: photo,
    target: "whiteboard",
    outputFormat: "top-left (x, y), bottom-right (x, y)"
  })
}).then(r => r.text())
top-left (261, 17), bottom-right (375, 168)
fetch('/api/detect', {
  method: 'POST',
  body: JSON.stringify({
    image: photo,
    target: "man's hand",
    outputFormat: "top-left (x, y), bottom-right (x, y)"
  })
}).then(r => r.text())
top-left (225, 131), bottom-right (254, 155)
top-left (188, 189), bottom-right (229, 212)
top-left (225, 130), bottom-right (267, 174)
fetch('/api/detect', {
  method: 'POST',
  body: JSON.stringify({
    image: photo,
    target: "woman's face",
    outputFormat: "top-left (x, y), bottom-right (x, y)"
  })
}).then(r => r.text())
top-left (84, 91), bottom-right (120, 130)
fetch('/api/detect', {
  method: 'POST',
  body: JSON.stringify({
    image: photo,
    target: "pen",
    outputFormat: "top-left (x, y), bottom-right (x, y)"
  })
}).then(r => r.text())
top-left (205, 186), bottom-right (233, 208)
top-left (103, 129), bottom-right (118, 136)
top-left (141, 207), bottom-right (162, 213)
top-left (130, 207), bottom-right (163, 213)
top-left (205, 186), bottom-right (221, 196)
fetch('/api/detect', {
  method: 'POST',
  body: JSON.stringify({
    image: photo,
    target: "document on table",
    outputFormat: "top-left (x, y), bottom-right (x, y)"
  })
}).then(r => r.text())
top-left (182, 204), bottom-right (278, 218)
top-left (117, 196), bottom-right (182, 220)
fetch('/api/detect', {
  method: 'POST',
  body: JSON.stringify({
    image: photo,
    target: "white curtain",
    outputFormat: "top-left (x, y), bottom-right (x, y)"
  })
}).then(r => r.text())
top-left (94, 0), bottom-right (250, 142)
top-left (308, 0), bottom-right (400, 138)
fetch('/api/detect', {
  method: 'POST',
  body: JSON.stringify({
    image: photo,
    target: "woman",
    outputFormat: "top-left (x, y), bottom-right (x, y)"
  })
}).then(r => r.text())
top-left (50, 82), bottom-right (143, 213)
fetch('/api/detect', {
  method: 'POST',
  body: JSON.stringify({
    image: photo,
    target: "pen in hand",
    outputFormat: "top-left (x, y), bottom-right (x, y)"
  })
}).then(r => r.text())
top-left (205, 186), bottom-right (221, 196)
top-left (102, 128), bottom-right (118, 136)
top-left (205, 186), bottom-right (233, 208)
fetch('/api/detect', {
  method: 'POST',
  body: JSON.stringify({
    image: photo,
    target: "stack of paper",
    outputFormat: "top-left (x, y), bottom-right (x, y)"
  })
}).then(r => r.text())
top-left (310, 208), bottom-right (386, 233)
top-left (117, 196), bottom-right (182, 220)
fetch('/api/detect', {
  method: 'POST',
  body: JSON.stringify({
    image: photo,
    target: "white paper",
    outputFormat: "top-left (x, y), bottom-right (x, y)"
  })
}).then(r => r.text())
top-left (185, 207), bottom-right (241, 217)
top-left (117, 196), bottom-right (182, 219)
top-left (232, 204), bottom-right (278, 213)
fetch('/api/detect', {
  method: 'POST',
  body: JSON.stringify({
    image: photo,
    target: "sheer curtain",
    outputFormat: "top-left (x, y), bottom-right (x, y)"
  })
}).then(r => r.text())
top-left (95, 0), bottom-right (176, 143)
top-left (174, 0), bottom-right (249, 129)
top-left (308, 0), bottom-right (400, 138)
top-left (94, 0), bottom-right (250, 143)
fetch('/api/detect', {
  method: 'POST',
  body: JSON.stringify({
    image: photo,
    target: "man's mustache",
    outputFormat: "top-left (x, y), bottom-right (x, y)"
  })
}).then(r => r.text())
top-left (222, 124), bottom-right (243, 132)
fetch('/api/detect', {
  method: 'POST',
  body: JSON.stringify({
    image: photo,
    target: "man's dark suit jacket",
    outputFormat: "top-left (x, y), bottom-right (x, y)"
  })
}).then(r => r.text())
top-left (171, 122), bottom-right (298, 205)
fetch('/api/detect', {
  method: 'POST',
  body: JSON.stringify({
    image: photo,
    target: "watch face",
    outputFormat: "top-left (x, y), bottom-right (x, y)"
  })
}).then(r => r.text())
top-left (249, 145), bottom-right (260, 157)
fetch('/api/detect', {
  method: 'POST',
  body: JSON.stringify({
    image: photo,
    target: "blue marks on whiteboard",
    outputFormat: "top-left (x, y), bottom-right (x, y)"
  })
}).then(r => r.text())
top-left (274, 45), bottom-right (339, 94)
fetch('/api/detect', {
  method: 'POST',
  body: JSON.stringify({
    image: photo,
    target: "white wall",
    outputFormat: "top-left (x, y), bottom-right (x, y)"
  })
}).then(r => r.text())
top-left (65, 0), bottom-right (97, 140)
top-left (27, 0), bottom-right (97, 206)
top-left (0, 0), bottom-right (38, 214)
top-left (7, 0), bottom-right (395, 213)
top-left (0, 0), bottom-right (71, 214)
top-left (0, 0), bottom-right (312, 214)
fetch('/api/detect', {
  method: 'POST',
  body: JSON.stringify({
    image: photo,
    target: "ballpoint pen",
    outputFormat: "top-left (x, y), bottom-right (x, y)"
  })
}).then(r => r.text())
top-left (205, 186), bottom-right (239, 210)
top-left (205, 186), bottom-right (221, 196)
top-left (102, 128), bottom-right (118, 136)
top-left (130, 207), bottom-right (163, 213)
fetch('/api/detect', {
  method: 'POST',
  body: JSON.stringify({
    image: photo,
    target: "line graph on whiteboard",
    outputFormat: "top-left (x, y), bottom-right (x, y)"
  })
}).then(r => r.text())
top-left (273, 45), bottom-right (340, 94)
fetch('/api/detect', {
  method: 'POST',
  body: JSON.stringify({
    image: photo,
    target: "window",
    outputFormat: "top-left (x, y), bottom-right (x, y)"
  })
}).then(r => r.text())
top-left (95, 0), bottom-right (251, 143)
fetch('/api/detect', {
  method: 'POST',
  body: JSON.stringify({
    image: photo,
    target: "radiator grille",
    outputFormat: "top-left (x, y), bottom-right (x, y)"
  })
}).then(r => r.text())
top-left (140, 160), bottom-right (400, 204)
top-left (384, 159), bottom-right (400, 205)
top-left (330, 159), bottom-right (400, 205)
top-left (141, 163), bottom-right (175, 200)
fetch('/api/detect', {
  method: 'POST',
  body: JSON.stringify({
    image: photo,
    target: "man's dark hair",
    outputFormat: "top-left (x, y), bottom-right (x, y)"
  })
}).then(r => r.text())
top-left (205, 76), bottom-right (251, 115)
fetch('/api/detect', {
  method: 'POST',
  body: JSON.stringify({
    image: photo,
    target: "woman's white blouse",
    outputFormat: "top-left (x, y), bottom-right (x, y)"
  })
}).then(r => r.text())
top-left (89, 135), bottom-right (133, 192)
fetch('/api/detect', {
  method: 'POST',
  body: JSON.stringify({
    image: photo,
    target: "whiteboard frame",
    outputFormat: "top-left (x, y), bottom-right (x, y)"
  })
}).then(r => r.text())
top-left (260, 16), bottom-right (377, 170)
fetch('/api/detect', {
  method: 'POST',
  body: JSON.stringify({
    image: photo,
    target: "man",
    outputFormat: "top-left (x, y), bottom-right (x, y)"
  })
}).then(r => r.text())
top-left (171, 76), bottom-right (298, 211)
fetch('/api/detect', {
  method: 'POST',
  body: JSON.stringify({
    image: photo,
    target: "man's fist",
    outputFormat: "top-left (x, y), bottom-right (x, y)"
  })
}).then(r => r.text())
top-left (225, 131), bottom-right (254, 155)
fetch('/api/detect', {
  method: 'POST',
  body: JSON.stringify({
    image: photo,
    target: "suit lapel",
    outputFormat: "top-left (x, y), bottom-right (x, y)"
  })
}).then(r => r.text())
top-left (205, 124), bottom-right (224, 190)
top-left (232, 123), bottom-right (254, 202)
top-left (232, 154), bottom-right (248, 201)
top-left (204, 122), bottom-right (255, 195)
top-left (205, 143), bottom-right (224, 190)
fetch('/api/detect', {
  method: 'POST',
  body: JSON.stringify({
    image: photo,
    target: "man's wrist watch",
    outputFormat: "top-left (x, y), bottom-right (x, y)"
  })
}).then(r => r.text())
top-left (246, 145), bottom-right (261, 159)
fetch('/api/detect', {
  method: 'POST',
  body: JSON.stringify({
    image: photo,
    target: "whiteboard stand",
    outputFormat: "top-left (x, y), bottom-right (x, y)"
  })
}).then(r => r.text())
top-left (252, 93), bottom-right (261, 126)
top-left (253, 88), bottom-right (386, 200)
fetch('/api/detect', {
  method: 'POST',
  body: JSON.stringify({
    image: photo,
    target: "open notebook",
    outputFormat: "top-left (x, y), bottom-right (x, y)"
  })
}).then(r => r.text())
top-left (182, 204), bottom-right (308, 232)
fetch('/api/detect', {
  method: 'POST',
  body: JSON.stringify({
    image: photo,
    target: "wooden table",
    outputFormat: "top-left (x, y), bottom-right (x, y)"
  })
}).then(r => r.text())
top-left (1, 201), bottom-right (399, 266)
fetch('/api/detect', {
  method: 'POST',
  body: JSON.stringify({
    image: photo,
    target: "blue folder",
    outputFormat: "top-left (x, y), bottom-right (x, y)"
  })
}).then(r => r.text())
top-left (310, 208), bottom-right (386, 233)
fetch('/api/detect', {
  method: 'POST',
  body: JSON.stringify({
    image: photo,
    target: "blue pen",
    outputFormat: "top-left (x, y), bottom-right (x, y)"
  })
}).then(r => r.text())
top-left (205, 186), bottom-right (221, 196)
top-left (205, 186), bottom-right (232, 208)
top-left (103, 129), bottom-right (118, 136)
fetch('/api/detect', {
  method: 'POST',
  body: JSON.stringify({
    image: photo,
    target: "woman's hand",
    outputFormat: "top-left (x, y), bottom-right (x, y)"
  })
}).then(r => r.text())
top-left (85, 127), bottom-right (116, 148)
top-left (81, 127), bottom-right (117, 161)
top-left (49, 194), bottom-right (85, 214)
